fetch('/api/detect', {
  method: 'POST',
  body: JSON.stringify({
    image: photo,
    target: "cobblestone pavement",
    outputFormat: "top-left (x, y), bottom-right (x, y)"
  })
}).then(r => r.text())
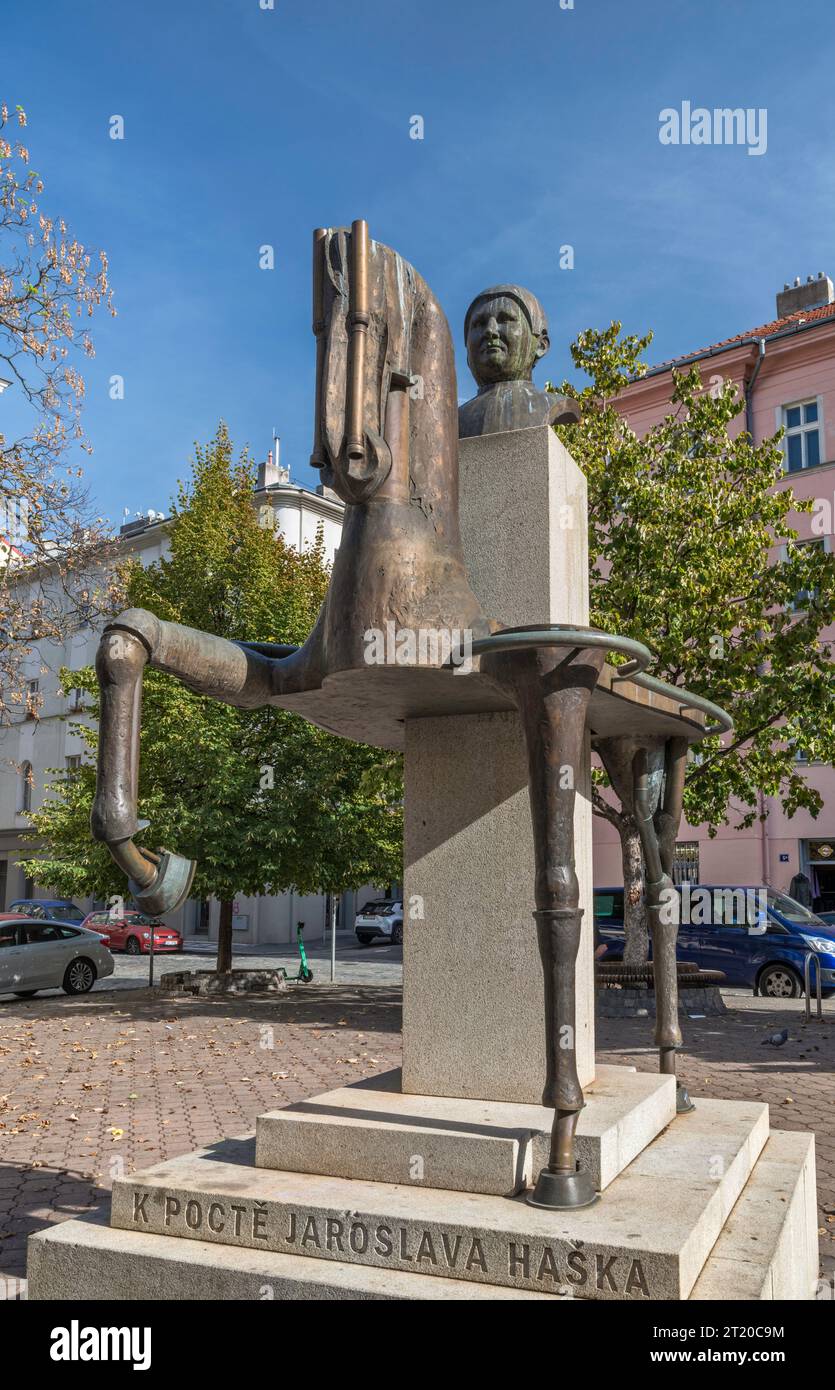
top-left (0, 983), bottom-right (401, 1291)
top-left (0, 985), bottom-right (832, 1294)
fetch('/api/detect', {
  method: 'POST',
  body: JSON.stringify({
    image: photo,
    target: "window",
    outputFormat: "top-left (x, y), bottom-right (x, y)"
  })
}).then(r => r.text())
top-left (593, 890), bottom-right (624, 922)
top-left (790, 536), bottom-right (827, 609)
top-left (65, 754), bottom-right (82, 782)
top-left (24, 678), bottom-right (40, 719)
top-left (710, 888), bottom-right (752, 926)
top-left (0, 924), bottom-right (18, 948)
top-left (673, 842), bottom-right (700, 886)
top-left (18, 760), bottom-right (32, 814)
top-left (23, 923), bottom-right (61, 943)
top-left (783, 399), bottom-right (822, 471)
top-left (76, 590), bottom-right (93, 630)
top-left (68, 688), bottom-right (84, 712)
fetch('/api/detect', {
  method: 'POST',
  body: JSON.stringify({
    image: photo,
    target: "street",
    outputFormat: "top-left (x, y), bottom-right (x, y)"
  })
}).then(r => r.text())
top-left (0, 933), bottom-right (404, 999)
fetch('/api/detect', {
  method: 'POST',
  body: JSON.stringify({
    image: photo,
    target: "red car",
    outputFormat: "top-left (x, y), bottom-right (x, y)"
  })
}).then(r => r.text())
top-left (81, 910), bottom-right (182, 955)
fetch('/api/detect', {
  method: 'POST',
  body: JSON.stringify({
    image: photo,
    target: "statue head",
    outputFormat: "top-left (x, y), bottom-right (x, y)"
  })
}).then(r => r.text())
top-left (464, 285), bottom-right (550, 388)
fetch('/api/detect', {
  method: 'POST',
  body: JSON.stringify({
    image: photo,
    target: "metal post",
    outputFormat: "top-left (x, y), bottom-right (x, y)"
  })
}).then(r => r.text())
top-left (804, 951), bottom-right (822, 1022)
top-left (330, 894), bottom-right (337, 983)
top-left (148, 922), bottom-right (155, 990)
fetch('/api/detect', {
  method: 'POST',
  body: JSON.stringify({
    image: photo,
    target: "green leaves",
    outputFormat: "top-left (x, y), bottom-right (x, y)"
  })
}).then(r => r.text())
top-left (555, 323), bottom-right (835, 835)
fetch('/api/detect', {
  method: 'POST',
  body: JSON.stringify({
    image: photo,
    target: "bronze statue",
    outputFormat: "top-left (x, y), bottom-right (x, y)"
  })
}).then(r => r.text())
top-left (458, 284), bottom-right (580, 438)
top-left (91, 221), bottom-right (730, 1210)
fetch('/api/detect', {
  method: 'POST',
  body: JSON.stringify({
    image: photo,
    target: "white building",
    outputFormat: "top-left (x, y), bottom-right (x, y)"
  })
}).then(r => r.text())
top-left (0, 446), bottom-right (381, 945)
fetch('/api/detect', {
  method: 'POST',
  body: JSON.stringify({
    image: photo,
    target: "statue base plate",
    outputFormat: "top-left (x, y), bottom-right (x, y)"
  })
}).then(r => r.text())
top-left (526, 1164), bottom-right (599, 1210)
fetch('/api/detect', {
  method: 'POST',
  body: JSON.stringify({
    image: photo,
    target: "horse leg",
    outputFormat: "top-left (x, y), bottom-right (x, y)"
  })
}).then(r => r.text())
top-left (91, 607), bottom-right (278, 915)
top-left (633, 738), bottom-right (693, 1113)
top-left (502, 646), bottom-right (604, 1209)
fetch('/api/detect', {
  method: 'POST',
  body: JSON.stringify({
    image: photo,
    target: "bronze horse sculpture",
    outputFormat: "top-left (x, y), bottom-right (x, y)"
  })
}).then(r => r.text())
top-left (92, 221), bottom-right (492, 898)
top-left (91, 221), bottom-right (729, 1209)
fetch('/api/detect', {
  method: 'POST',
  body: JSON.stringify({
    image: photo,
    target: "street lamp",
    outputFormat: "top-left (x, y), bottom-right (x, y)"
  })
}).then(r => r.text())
top-left (0, 377), bottom-right (11, 395)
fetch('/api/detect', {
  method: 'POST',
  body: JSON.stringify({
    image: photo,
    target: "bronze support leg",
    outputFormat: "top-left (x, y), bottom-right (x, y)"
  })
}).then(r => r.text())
top-left (487, 645), bottom-right (604, 1208)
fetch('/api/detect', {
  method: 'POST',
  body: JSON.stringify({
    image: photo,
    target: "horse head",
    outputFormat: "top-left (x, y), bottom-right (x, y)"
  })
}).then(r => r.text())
top-left (309, 221), bottom-right (459, 537)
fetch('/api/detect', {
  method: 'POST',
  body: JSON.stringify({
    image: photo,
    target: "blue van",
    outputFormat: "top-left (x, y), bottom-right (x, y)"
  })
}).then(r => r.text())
top-left (8, 899), bottom-right (86, 927)
top-left (593, 885), bottom-right (835, 999)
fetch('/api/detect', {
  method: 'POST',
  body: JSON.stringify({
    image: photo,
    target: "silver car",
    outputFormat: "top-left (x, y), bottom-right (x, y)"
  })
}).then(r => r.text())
top-left (0, 917), bottom-right (114, 998)
top-left (355, 900), bottom-right (403, 947)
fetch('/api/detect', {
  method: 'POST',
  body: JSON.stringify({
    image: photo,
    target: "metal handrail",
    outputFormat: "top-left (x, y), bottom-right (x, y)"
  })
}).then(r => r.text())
top-left (470, 625), bottom-right (733, 736)
top-left (804, 950), bottom-right (823, 1021)
top-left (616, 668), bottom-right (734, 737)
top-left (469, 625), bottom-right (653, 676)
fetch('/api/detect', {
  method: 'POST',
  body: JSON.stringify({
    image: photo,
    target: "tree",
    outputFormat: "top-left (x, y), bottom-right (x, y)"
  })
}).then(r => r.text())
top-left (551, 325), bottom-right (835, 961)
top-left (0, 101), bottom-right (116, 725)
top-left (22, 425), bottom-right (403, 971)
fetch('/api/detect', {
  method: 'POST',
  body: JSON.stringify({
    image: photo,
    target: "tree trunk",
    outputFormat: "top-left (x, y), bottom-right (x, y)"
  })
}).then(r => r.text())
top-left (620, 822), bottom-right (649, 965)
top-left (596, 736), bottom-right (665, 968)
top-left (216, 899), bottom-right (234, 974)
top-left (592, 793), bottom-right (649, 964)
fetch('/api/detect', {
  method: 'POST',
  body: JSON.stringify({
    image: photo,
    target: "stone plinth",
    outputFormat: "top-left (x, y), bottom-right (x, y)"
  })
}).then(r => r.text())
top-left (29, 1122), bottom-right (816, 1302)
top-left (690, 1130), bottom-right (817, 1301)
top-left (255, 1067), bottom-right (676, 1196)
top-left (403, 426), bottom-right (595, 1102)
top-left (52, 1096), bottom-right (767, 1302)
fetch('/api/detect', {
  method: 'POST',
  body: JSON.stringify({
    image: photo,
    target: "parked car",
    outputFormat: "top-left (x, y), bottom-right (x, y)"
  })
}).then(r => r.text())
top-left (81, 909), bottom-right (182, 955)
top-left (594, 885), bottom-right (835, 998)
top-left (816, 909), bottom-right (835, 929)
top-left (8, 899), bottom-right (86, 927)
top-left (355, 900), bottom-right (403, 947)
top-left (0, 917), bottom-right (114, 998)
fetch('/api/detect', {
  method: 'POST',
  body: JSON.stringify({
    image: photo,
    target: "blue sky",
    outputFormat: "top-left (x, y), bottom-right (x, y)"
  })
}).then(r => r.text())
top-left (4, 0), bottom-right (835, 525)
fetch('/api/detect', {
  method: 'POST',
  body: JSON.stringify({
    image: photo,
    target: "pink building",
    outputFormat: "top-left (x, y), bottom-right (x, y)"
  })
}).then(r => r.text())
top-left (592, 274), bottom-right (835, 911)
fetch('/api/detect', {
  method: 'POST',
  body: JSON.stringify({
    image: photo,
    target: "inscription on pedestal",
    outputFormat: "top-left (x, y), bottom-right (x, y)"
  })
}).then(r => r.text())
top-left (128, 1188), bottom-right (654, 1299)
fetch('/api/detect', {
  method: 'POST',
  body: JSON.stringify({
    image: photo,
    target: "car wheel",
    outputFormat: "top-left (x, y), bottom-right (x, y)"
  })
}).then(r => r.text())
top-left (126, 936), bottom-right (142, 955)
top-left (758, 964), bottom-right (802, 999)
top-left (13, 990), bottom-right (38, 998)
top-left (63, 958), bottom-right (96, 995)
top-left (391, 922), bottom-right (403, 946)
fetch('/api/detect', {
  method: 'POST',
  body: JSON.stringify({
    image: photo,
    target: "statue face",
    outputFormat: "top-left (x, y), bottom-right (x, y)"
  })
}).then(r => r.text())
top-left (466, 294), bottom-right (543, 386)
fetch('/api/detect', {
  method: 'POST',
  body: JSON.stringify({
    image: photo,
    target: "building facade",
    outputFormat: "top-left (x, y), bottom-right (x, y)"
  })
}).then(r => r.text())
top-left (0, 449), bottom-right (382, 943)
top-left (593, 275), bottom-right (835, 910)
